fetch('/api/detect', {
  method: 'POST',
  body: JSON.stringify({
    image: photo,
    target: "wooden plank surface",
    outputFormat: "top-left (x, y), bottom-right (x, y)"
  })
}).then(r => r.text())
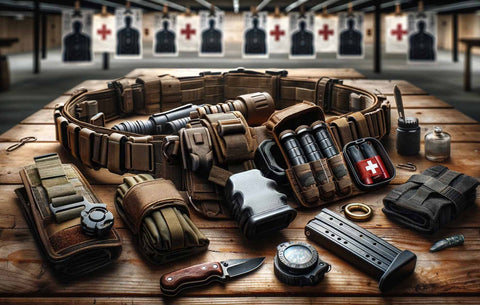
top-left (343, 79), bottom-right (426, 95)
top-left (1, 73), bottom-right (479, 303)
top-left (124, 68), bottom-right (366, 79)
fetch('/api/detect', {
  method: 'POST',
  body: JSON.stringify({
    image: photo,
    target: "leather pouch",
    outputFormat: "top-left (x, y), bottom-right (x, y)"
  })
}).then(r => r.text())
top-left (383, 165), bottom-right (479, 233)
top-left (265, 102), bottom-right (356, 207)
top-left (115, 174), bottom-right (209, 264)
top-left (16, 158), bottom-right (122, 276)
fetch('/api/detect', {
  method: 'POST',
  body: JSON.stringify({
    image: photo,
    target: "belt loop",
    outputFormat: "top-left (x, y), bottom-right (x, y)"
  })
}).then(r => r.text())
top-left (107, 133), bottom-right (128, 174)
top-left (67, 123), bottom-right (81, 159)
top-left (79, 128), bottom-right (96, 168)
top-left (125, 136), bottom-right (154, 172)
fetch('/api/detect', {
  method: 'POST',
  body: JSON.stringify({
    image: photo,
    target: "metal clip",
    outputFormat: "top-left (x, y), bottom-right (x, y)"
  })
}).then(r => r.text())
top-left (6, 136), bottom-right (37, 152)
top-left (396, 162), bottom-right (417, 171)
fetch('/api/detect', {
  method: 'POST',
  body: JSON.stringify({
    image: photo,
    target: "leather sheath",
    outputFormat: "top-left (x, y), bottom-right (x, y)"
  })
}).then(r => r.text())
top-left (54, 70), bottom-right (390, 178)
top-left (15, 155), bottom-right (122, 276)
top-left (383, 165), bottom-right (479, 233)
top-left (115, 174), bottom-right (209, 264)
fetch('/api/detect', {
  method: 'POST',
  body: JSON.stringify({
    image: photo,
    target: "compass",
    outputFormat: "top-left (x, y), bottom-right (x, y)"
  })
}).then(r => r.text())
top-left (274, 241), bottom-right (330, 286)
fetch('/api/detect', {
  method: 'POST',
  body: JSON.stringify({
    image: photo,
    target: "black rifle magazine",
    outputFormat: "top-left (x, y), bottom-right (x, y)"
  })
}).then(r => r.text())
top-left (305, 209), bottom-right (416, 291)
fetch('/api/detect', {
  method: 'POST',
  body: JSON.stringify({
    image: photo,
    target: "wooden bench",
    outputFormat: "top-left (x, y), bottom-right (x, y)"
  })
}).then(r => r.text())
top-left (0, 68), bottom-right (479, 305)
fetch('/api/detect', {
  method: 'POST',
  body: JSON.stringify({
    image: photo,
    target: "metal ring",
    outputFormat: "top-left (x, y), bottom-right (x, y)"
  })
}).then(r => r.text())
top-left (344, 203), bottom-right (373, 221)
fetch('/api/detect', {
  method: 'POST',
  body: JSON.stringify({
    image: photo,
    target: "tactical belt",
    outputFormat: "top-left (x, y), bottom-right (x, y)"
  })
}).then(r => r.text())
top-left (54, 69), bottom-right (390, 177)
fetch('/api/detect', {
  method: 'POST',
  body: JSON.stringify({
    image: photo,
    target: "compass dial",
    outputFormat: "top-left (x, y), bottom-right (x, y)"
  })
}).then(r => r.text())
top-left (284, 245), bottom-right (313, 264)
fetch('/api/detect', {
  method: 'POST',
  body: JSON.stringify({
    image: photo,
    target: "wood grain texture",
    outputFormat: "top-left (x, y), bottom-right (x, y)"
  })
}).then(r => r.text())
top-left (342, 79), bottom-right (426, 95)
top-left (124, 68), bottom-right (366, 79)
top-left (0, 227), bottom-right (479, 296)
top-left (0, 74), bottom-right (479, 303)
top-left (43, 95), bottom-right (71, 109)
top-left (1, 297), bottom-right (479, 304)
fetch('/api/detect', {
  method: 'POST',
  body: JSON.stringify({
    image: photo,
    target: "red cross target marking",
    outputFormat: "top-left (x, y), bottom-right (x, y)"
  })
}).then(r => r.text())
top-left (391, 23), bottom-right (407, 41)
top-left (181, 23), bottom-right (196, 40)
top-left (97, 24), bottom-right (112, 40)
top-left (318, 24), bottom-right (334, 41)
top-left (270, 24), bottom-right (285, 41)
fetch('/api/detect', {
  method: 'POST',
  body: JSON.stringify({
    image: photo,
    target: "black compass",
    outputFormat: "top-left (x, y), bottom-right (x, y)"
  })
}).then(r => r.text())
top-left (274, 241), bottom-right (330, 286)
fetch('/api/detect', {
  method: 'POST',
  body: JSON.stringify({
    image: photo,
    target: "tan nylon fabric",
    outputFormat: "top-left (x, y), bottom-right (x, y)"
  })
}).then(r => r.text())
top-left (114, 174), bottom-right (209, 264)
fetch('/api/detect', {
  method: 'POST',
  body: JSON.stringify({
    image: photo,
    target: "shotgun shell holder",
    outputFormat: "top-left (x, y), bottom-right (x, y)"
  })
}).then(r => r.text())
top-left (305, 209), bottom-right (417, 291)
top-left (224, 169), bottom-right (297, 239)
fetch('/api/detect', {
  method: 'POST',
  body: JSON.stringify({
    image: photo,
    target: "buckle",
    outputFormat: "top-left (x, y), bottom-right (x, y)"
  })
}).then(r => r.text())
top-left (226, 67), bottom-right (263, 75)
top-left (266, 70), bottom-right (288, 77)
top-left (199, 71), bottom-right (222, 76)
top-left (217, 118), bottom-right (245, 136)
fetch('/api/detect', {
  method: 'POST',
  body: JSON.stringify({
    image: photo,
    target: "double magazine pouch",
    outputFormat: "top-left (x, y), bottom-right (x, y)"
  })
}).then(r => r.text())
top-left (265, 102), bottom-right (354, 207)
top-left (15, 153), bottom-right (122, 276)
top-left (383, 165), bottom-right (479, 233)
top-left (115, 174), bottom-right (209, 264)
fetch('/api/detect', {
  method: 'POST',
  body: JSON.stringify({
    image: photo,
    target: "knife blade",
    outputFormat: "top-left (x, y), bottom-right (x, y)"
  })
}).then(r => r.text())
top-left (160, 257), bottom-right (265, 296)
top-left (393, 84), bottom-right (405, 120)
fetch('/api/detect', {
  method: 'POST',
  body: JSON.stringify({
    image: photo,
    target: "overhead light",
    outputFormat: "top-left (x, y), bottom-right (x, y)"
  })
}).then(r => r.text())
top-left (285, 0), bottom-right (309, 13)
top-left (233, 0), bottom-right (239, 13)
top-left (257, 0), bottom-right (272, 12)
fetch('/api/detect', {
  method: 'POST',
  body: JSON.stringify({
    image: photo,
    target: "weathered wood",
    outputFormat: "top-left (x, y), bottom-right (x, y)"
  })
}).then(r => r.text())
top-left (0, 228), bottom-right (479, 296)
top-left (342, 79), bottom-right (426, 95)
top-left (124, 68), bottom-right (366, 80)
top-left (387, 95), bottom-right (452, 109)
top-left (0, 297), bottom-right (478, 305)
top-left (390, 108), bottom-right (477, 125)
top-left (20, 109), bottom-right (54, 124)
top-left (0, 124), bottom-right (55, 142)
top-left (2, 184), bottom-right (479, 231)
top-left (43, 95), bottom-right (70, 109)
top-left (64, 80), bottom-right (112, 94)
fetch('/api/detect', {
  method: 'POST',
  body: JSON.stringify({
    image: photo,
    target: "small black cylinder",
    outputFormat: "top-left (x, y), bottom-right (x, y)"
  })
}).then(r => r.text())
top-left (280, 130), bottom-right (307, 166)
top-left (296, 126), bottom-right (324, 162)
top-left (311, 122), bottom-right (339, 159)
top-left (396, 117), bottom-right (420, 156)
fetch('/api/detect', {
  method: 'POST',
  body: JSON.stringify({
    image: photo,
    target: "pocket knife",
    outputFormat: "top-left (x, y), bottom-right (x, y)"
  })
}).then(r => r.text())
top-left (160, 257), bottom-right (265, 296)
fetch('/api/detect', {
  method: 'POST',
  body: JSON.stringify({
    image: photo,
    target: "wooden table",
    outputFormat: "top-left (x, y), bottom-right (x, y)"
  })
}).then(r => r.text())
top-left (460, 38), bottom-right (480, 91)
top-left (1, 69), bottom-right (479, 305)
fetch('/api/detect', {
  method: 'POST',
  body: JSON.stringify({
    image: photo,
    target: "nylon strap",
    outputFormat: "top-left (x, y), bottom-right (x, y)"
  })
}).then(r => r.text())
top-left (34, 154), bottom-right (85, 222)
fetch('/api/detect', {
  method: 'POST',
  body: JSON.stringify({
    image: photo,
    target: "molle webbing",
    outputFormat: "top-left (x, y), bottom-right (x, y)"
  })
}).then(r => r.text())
top-left (55, 70), bottom-right (390, 177)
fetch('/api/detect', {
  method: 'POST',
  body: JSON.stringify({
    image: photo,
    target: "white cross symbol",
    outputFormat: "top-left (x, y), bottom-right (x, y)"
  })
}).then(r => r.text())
top-left (365, 160), bottom-right (379, 174)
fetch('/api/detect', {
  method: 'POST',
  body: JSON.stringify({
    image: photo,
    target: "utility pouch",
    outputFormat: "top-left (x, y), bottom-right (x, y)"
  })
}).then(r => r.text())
top-left (115, 174), bottom-right (209, 264)
top-left (265, 102), bottom-right (355, 207)
top-left (15, 153), bottom-right (122, 276)
top-left (224, 169), bottom-right (297, 239)
top-left (175, 110), bottom-right (258, 219)
top-left (383, 165), bottom-right (479, 233)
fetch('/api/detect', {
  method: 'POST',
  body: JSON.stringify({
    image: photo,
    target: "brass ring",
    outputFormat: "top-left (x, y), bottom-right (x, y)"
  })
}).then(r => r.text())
top-left (344, 203), bottom-right (373, 221)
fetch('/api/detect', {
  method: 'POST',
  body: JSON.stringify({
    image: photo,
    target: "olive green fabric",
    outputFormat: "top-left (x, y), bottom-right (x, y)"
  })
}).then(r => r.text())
top-left (115, 174), bottom-right (209, 264)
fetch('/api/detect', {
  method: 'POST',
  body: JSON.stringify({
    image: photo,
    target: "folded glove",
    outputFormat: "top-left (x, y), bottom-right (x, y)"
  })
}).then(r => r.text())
top-left (383, 165), bottom-right (478, 233)
top-left (115, 174), bottom-right (209, 264)
top-left (16, 153), bottom-right (122, 276)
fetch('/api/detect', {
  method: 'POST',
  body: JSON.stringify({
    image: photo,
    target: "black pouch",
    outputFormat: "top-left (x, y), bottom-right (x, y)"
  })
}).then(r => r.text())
top-left (382, 165), bottom-right (478, 233)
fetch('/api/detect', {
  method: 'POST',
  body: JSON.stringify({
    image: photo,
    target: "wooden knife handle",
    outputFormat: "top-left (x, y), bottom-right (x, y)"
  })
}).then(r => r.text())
top-left (160, 262), bottom-right (223, 296)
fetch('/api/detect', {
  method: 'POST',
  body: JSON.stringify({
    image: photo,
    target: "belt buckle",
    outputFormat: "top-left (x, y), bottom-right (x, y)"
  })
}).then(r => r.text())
top-left (199, 71), bottom-right (221, 76)
top-left (266, 70), bottom-right (288, 77)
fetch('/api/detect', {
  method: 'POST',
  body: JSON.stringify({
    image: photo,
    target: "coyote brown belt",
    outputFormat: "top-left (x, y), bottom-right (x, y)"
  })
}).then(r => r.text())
top-left (54, 69), bottom-right (390, 176)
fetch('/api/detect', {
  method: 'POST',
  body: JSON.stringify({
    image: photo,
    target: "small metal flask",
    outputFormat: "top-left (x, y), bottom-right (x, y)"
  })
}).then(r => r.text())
top-left (425, 126), bottom-right (451, 162)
